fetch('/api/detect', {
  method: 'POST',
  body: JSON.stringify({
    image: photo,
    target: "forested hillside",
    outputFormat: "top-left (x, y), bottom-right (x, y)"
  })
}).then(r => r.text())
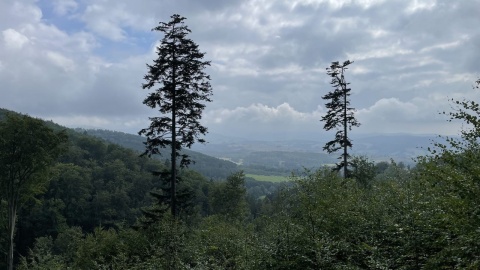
top-left (0, 109), bottom-right (201, 264)
top-left (80, 128), bottom-right (238, 180)
top-left (81, 128), bottom-right (335, 177)
top-left (3, 88), bottom-right (480, 269)
top-left (0, 109), bottom-right (281, 269)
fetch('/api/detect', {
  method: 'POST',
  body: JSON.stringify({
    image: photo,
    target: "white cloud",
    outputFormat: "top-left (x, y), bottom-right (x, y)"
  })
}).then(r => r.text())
top-left (347, 45), bottom-right (413, 61)
top-left (208, 103), bottom-right (319, 122)
top-left (350, 65), bottom-right (371, 75)
top-left (420, 39), bottom-right (465, 53)
top-left (80, 1), bottom-right (156, 41)
top-left (11, 1), bottom-right (42, 24)
top-left (45, 51), bottom-right (75, 72)
top-left (368, 28), bottom-right (389, 39)
top-left (201, 103), bottom-right (326, 140)
top-left (290, 0), bottom-right (387, 10)
top-left (2, 28), bottom-right (29, 50)
top-left (205, 103), bottom-right (323, 127)
top-left (82, 4), bottom-right (126, 41)
top-left (406, 0), bottom-right (437, 14)
top-left (0, 0), bottom-right (479, 141)
top-left (358, 98), bottom-right (419, 122)
top-left (49, 115), bottom-right (112, 128)
top-left (355, 97), bottom-right (460, 134)
top-left (0, 1), bottom-right (105, 115)
top-left (238, 1), bottom-right (305, 40)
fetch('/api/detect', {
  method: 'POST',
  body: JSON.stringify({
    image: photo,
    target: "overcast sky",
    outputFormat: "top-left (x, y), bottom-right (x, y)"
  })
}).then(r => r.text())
top-left (1, 0), bottom-right (479, 141)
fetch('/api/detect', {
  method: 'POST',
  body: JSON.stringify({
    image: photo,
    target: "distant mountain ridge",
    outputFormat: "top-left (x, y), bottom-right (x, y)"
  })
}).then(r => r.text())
top-left (83, 128), bottom-right (439, 172)
top-left (192, 132), bottom-right (439, 166)
top-left (79, 128), bottom-right (238, 180)
top-left (351, 134), bottom-right (436, 161)
top-left (1, 108), bottom-right (441, 173)
top-left (0, 108), bottom-right (238, 180)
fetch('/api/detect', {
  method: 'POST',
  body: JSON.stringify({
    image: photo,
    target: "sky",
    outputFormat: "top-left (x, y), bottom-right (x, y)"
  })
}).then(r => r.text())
top-left (0, 0), bottom-right (479, 141)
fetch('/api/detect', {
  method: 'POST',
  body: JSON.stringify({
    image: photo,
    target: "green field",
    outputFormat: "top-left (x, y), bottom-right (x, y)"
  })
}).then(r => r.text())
top-left (245, 174), bottom-right (290, 182)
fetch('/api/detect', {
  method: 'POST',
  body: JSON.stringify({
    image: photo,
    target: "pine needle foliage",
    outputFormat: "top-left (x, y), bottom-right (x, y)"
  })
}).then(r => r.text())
top-left (139, 14), bottom-right (212, 217)
top-left (321, 60), bottom-right (360, 178)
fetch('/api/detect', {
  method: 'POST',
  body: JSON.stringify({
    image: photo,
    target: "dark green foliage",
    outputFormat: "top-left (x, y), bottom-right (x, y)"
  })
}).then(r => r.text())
top-left (186, 216), bottom-right (258, 269)
top-left (49, 136), bottom-right (163, 230)
top-left (16, 158), bottom-right (480, 269)
top-left (139, 14), bottom-right (213, 217)
top-left (210, 171), bottom-right (248, 222)
top-left (321, 60), bottom-right (360, 178)
top-left (374, 160), bottom-right (389, 174)
top-left (140, 14), bottom-right (212, 163)
top-left (0, 200), bottom-right (7, 270)
top-left (5, 119), bottom-right (168, 263)
top-left (413, 78), bottom-right (480, 268)
top-left (349, 155), bottom-right (376, 187)
top-left (82, 128), bottom-right (238, 180)
top-left (0, 113), bottom-right (67, 270)
top-left (18, 236), bottom-right (65, 269)
top-left (139, 170), bottom-right (197, 227)
top-left (8, 80), bottom-right (480, 270)
top-left (244, 178), bottom-right (286, 201)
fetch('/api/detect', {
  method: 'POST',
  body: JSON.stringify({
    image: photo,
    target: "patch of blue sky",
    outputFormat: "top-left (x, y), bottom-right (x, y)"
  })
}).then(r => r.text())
top-left (91, 28), bottom-right (155, 61)
top-left (37, 0), bottom-right (85, 35)
top-left (37, 0), bottom-right (155, 61)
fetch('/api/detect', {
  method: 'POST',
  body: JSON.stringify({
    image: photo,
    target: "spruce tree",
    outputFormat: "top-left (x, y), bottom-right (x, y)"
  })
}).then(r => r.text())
top-left (139, 14), bottom-right (212, 218)
top-left (321, 60), bottom-right (360, 178)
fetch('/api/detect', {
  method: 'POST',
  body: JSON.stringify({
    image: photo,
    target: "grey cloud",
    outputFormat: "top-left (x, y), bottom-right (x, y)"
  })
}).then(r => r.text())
top-left (0, 0), bottom-right (42, 28)
top-left (1, 0), bottom-right (479, 140)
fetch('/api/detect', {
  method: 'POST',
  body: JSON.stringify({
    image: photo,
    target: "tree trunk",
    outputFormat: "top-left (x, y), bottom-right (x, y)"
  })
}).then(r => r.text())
top-left (171, 98), bottom-right (177, 217)
top-left (171, 35), bottom-right (177, 218)
top-left (7, 199), bottom-right (17, 270)
top-left (343, 78), bottom-right (348, 179)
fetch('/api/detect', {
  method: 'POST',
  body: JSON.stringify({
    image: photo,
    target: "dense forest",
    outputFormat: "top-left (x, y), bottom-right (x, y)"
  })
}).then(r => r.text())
top-left (80, 128), bottom-right (239, 180)
top-left (2, 77), bottom-right (480, 269)
top-left (0, 108), bottom-right (283, 269)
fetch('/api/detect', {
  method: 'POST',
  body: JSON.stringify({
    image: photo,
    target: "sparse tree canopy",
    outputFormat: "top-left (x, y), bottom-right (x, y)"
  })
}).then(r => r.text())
top-left (139, 14), bottom-right (212, 217)
top-left (431, 77), bottom-right (480, 159)
top-left (321, 60), bottom-right (360, 178)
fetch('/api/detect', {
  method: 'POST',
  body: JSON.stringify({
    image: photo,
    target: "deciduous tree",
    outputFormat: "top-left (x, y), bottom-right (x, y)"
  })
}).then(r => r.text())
top-left (0, 114), bottom-right (67, 270)
top-left (139, 14), bottom-right (213, 217)
top-left (350, 155), bottom-right (376, 187)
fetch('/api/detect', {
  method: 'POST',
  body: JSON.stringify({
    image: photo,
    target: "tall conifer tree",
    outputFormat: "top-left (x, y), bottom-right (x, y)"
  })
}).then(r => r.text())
top-left (321, 60), bottom-right (360, 178)
top-left (139, 14), bottom-right (212, 218)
